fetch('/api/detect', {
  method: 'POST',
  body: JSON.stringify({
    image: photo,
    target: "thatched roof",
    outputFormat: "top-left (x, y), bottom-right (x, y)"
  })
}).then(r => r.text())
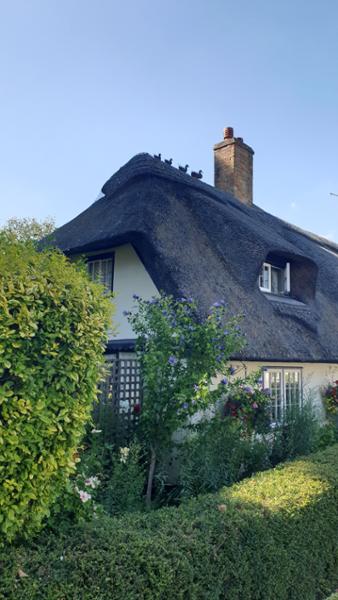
top-left (53, 153), bottom-right (338, 363)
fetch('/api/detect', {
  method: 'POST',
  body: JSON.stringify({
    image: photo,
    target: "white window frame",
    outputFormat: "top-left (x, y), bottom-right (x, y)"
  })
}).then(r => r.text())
top-left (259, 261), bottom-right (290, 295)
top-left (262, 366), bottom-right (303, 423)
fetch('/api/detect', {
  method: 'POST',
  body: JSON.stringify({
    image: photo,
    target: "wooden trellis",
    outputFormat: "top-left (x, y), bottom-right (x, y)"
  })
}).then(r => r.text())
top-left (94, 357), bottom-right (142, 443)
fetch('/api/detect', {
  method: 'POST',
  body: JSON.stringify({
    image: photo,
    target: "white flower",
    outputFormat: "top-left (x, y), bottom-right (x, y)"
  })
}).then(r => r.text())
top-left (85, 476), bottom-right (100, 489)
top-left (119, 447), bottom-right (130, 464)
top-left (77, 489), bottom-right (92, 503)
top-left (91, 428), bottom-right (102, 434)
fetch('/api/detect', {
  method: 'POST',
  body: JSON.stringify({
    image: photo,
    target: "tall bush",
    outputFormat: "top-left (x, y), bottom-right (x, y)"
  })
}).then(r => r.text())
top-left (126, 295), bottom-right (244, 505)
top-left (0, 227), bottom-right (113, 541)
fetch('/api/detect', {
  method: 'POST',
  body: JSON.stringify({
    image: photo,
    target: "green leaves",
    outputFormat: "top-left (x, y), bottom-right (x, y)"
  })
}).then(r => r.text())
top-left (0, 232), bottom-right (114, 542)
top-left (128, 295), bottom-right (243, 453)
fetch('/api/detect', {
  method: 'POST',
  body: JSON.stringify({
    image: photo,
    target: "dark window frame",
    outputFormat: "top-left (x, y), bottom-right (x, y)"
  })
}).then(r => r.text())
top-left (86, 252), bottom-right (115, 292)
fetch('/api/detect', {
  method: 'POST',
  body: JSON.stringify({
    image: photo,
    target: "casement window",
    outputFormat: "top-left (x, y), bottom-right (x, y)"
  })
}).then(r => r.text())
top-left (87, 254), bottom-right (114, 292)
top-left (259, 262), bottom-right (290, 295)
top-left (262, 367), bottom-right (302, 422)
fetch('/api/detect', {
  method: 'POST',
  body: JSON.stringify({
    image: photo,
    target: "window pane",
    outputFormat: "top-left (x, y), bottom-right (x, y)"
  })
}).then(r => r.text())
top-left (268, 371), bottom-right (282, 422)
top-left (88, 258), bottom-right (113, 291)
top-left (259, 264), bottom-right (270, 290)
top-left (284, 370), bottom-right (301, 412)
top-left (271, 267), bottom-right (283, 294)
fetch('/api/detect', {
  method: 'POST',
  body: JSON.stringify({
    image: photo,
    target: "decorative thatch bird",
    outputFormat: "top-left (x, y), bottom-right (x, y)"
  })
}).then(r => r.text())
top-left (191, 169), bottom-right (203, 179)
top-left (178, 164), bottom-right (189, 173)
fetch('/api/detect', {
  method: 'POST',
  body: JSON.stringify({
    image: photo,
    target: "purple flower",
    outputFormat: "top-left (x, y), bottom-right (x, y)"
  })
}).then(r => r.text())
top-left (252, 402), bottom-right (259, 410)
top-left (244, 385), bottom-right (254, 395)
top-left (132, 294), bottom-right (140, 300)
top-left (182, 402), bottom-right (189, 410)
top-left (123, 310), bottom-right (131, 317)
top-left (229, 366), bottom-right (236, 375)
top-left (223, 330), bottom-right (229, 336)
top-left (211, 302), bottom-right (222, 309)
top-left (193, 384), bottom-right (199, 392)
top-left (148, 297), bottom-right (158, 305)
top-left (221, 377), bottom-right (228, 385)
top-left (168, 355), bottom-right (178, 366)
top-left (263, 388), bottom-right (271, 396)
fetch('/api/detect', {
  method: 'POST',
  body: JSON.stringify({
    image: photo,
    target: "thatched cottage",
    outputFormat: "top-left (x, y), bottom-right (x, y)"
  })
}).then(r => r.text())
top-left (53, 127), bottom-right (338, 420)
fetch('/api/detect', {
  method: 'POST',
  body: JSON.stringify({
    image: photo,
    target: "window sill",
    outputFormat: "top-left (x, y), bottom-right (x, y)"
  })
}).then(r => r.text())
top-left (261, 292), bottom-right (306, 307)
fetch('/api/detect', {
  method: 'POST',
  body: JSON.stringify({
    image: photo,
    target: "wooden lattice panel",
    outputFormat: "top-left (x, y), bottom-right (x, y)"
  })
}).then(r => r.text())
top-left (95, 358), bottom-right (142, 440)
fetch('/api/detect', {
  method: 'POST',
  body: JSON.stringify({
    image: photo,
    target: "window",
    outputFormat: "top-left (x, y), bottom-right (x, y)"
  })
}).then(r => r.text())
top-left (87, 255), bottom-right (114, 292)
top-left (259, 261), bottom-right (290, 295)
top-left (263, 367), bottom-right (302, 422)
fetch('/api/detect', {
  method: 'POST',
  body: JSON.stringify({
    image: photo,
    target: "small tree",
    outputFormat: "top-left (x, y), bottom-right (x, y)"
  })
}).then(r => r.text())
top-left (126, 295), bottom-right (243, 506)
top-left (0, 221), bottom-right (113, 541)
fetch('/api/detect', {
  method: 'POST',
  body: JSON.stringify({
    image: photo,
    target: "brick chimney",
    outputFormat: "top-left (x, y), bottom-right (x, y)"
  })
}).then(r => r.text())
top-left (214, 127), bottom-right (254, 206)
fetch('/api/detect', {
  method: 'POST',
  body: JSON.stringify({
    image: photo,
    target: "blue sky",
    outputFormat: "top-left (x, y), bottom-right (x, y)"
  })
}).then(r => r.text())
top-left (1, 1), bottom-right (338, 240)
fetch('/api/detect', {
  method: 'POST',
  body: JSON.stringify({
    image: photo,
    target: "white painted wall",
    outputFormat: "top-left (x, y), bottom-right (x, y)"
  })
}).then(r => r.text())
top-left (112, 244), bottom-right (159, 339)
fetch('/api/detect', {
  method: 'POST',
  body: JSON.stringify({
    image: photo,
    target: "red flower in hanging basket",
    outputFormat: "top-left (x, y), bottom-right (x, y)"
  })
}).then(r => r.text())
top-left (133, 403), bottom-right (141, 415)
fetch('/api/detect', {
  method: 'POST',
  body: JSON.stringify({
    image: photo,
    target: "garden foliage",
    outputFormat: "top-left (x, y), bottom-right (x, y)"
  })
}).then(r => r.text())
top-left (0, 230), bottom-right (113, 541)
top-left (179, 416), bottom-right (271, 498)
top-left (126, 294), bottom-right (244, 504)
top-left (2, 444), bottom-right (338, 599)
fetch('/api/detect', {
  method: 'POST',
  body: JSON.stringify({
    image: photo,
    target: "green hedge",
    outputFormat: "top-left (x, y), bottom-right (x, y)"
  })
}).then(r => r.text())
top-left (0, 235), bottom-right (112, 541)
top-left (1, 445), bottom-right (338, 599)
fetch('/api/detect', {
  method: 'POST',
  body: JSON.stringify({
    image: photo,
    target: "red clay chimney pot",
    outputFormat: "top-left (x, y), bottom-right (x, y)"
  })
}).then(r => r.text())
top-left (223, 127), bottom-right (234, 139)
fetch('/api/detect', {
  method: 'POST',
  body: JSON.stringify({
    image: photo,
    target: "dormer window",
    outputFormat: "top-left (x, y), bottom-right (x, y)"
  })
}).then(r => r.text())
top-left (259, 261), bottom-right (290, 295)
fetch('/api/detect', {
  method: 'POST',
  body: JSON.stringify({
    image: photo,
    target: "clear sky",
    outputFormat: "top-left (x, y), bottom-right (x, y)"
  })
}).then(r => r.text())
top-left (1, 0), bottom-right (338, 241)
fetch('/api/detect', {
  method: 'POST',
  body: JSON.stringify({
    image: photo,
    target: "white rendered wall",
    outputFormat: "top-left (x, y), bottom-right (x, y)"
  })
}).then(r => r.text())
top-left (112, 244), bottom-right (159, 339)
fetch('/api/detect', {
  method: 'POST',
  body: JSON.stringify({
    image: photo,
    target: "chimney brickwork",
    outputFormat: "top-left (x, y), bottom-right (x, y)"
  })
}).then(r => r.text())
top-left (214, 128), bottom-right (254, 206)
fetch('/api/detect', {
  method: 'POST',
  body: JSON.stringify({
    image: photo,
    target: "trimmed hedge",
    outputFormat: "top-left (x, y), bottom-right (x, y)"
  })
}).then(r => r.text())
top-left (0, 235), bottom-right (112, 541)
top-left (1, 445), bottom-right (338, 599)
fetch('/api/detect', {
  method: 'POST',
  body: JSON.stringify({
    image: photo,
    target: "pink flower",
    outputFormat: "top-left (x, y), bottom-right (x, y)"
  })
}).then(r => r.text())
top-left (251, 402), bottom-right (259, 410)
top-left (78, 489), bottom-right (92, 503)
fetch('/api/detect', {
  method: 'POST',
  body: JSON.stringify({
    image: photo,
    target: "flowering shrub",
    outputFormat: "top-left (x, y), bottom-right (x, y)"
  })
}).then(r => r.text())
top-left (126, 294), bottom-right (244, 505)
top-left (48, 468), bottom-right (102, 527)
top-left (221, 370), bottom-right (271, 434)
top-left (322, 381), bottom-right (338, 415)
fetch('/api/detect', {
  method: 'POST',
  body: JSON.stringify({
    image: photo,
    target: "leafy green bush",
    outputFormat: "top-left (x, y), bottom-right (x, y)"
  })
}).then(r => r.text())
top-left (0, 231), bottom-right (113, 541)
top-left (126, 294), bottom-right (244, 505)
top-left (269, 402), bottom-right (321, 465)
top-left (2, 445), bottom-right (338, 599)
top-left (179, 416), bottom-right (271, 498)
top-left (103, 442), bottom-right (146, 515)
